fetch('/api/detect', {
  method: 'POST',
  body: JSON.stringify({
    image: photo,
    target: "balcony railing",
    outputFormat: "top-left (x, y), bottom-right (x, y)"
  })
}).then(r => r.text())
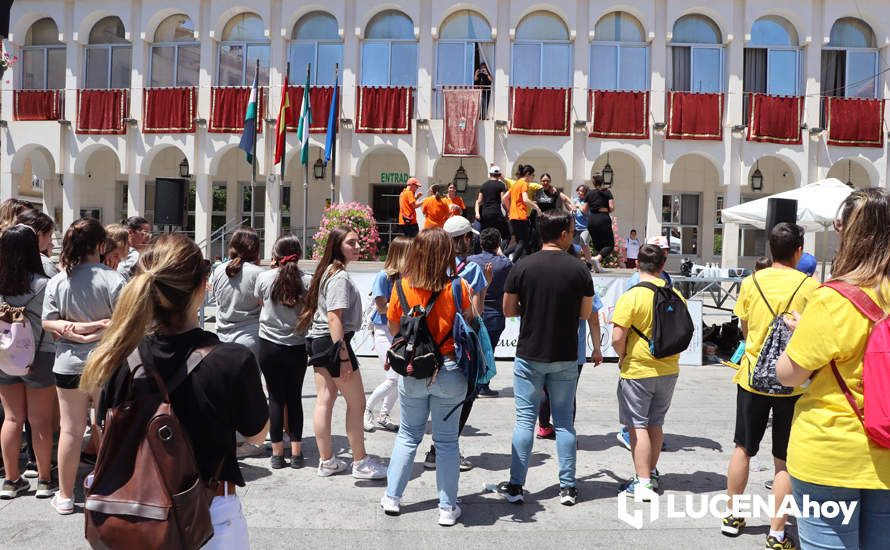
top-left (432, 85), bottom-right (492, 120)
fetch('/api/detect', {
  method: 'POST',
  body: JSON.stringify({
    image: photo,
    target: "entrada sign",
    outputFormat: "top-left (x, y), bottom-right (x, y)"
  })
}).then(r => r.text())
top-left (380, 172), bottom-right (409, 184)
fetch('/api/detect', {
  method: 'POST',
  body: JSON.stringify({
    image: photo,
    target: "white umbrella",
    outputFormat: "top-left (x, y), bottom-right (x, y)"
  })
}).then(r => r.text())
top-left (721, 178), bottom-right (854, 280)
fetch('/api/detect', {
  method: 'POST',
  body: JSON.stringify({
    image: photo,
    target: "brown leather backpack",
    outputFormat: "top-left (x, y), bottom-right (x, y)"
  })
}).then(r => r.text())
top-left (85, 345), bottom-right (219, 550)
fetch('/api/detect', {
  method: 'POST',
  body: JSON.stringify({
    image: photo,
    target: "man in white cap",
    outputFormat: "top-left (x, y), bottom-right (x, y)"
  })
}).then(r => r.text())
top-left (475, 166), bottom-right (510, 246)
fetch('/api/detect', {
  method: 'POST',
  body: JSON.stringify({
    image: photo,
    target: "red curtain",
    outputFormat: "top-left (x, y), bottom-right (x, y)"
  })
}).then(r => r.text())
top-left (209, 87), bottom-right (265, 133)
top-left (666, 92), bottom-right (724, 141)
top-left (356, 87), bottom-right (413, 134)
top-left (510, 88), bottom-right (571, 136)
top-left (14, 90), bottom-right (62, 121)
top-left (286, 86), bottom-right (339, 133)
top-left (443, 88), bottom-right (481, 156)
top-left (589, 90), bottom-right (649, 139)
top-left (143, 87), bottom-right (196, 133)
top-left (76, 89), bottom-right (129, 134)
top-left (825, 97), bottom-right (885, 148)
top-left (746, 94), bottom-right (803, 144)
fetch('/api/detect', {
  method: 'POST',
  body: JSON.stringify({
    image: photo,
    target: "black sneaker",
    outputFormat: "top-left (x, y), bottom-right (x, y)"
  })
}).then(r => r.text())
top-left (35, 478), bottom-right (57, 499)
top-left (559, 486), bottom-right (578, 506)
top-left (0, 477), bottom-right (30, 499)
top-left (477, 385), bottom-right (499, 398)
top-left (765, 534), bottom-right (796, 549)
top-left (423, 447), bottom-right (436, 470)
top-left (496, 481), bottom-right (524, 504)
top-left (721, 514), bottom-right (746, 536)
top-left (270, 455), bottom-right (286, 469)
top-left (764, 479), bottom-right (773, 490)
top-left (291, 454), bottom-right (305, 469)
top-left (459, 454), bottom-right (473, 472)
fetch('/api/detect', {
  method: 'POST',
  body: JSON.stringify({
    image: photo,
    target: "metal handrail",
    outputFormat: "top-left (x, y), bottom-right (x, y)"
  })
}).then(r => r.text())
top-left (198, 216), bottom-right (249, 249)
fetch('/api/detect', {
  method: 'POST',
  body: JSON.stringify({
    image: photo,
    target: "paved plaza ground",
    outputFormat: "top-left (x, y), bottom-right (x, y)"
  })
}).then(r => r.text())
top-left (0, 357), bottom-right (792, 549)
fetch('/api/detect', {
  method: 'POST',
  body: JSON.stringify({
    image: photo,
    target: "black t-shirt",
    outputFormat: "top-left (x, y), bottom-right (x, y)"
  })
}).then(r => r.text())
top-left (100, 329), bottom-right (268, 486)
top-left (537, 187), bottom-right (561, 212)
top-left (584, 188), bottom-right (613, 212)
top-left (479, 179), bottom-right (507, 214)
top-left (504, 250), bottom-right (594, 362)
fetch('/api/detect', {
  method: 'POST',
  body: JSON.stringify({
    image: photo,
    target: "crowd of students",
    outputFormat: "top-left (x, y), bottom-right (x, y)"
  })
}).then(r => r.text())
top-left (0, 181), bottom-right (887, 550)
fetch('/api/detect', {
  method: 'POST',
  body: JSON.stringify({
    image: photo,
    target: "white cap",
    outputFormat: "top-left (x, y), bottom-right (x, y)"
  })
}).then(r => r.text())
top-left (443, 216), bottom-right (479, 237)
top-left (646, 235), bottom-right (670, 249)
top-left (489, 165), bottom-right (502, 175)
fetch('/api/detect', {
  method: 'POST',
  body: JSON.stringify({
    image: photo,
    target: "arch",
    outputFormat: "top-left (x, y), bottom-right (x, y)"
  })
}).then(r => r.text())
top-left (439, 9), bottom-right (491, 40)
top-left (591, 147), bottom-right (648, 183)
top-left (25, 17), bottom-right (62, 45)
top-left (594, 11), bottom-right (646, 42)
top-left (516, 10), bottom-right (569, 41)
top-left (208, 143), bottom-right (248, 176)
top-left (666, 151), bottom-right (723, 186)
top-left (89, 15), bottom-right (128, 44)
top-left (364, 9), bottom-right (414, 40)
top-left (354, 144), bottom-right (411, 178)
top-left (222, 12), bottom-right (266, 42)
top-left (153, 13), bottom-right (196, 43)
top-left (76, 10), bottom-right (130, 45)
top-left (431, 156), bottom-right (488, 188)
top-left (511, 148), bottom-right (568, 183)
top-left (827, 157), bottom-right (877, 189)
top-left (12, 12), bottom-right (57, 45)
top-left (750, 15), bottom-right (799, 46)
top-left (292, 11), bottom-right (339, 40)
top-left (10, 144), bottom-right (57, 178)
top-left (745, 155), bottom-right (798, 194)
top-left (73, 143), bottom-right (123, 176)
top-left (140, 143), bottom-right (191, 176)
top-left (671, 13), bottom-right (722, 44)
top-left (828, 17), bottom-right (876, 48)
top-left (144, 8), bottom-right (198, 43)
top-left (212, 6), bottom-right (268, 40)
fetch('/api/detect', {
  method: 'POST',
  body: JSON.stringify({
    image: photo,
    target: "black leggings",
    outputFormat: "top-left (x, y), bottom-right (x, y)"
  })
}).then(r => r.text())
top-left (509, 219), bottom-right (531, 261)
top-left (258, 339), bottom-right (308, 444)
top-left (587, 212), bottom-right (614, 259)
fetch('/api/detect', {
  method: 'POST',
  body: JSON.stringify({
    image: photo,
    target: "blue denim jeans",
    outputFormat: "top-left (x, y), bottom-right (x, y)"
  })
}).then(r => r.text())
top-left (385, 362), bottom-right (466, 509)
top-left (792, 477), bottom-right (890, 550)
top-left (510, 358), bottom-right (579, 488)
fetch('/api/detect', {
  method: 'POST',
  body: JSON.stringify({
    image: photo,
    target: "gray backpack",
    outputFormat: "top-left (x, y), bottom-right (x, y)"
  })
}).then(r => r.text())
top-left (748, 273), bottom-right (808, 395)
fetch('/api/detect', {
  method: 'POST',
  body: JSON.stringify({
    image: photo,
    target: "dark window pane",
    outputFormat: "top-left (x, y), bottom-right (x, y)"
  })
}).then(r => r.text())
top-left (150, 46), bottom-right (175, 87)
top-left (177, 45), bottom-right (200, 86)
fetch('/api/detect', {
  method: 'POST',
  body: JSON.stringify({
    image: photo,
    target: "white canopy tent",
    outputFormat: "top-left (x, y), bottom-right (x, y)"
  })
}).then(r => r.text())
top-left (721, 178), bottom-right (854, 279)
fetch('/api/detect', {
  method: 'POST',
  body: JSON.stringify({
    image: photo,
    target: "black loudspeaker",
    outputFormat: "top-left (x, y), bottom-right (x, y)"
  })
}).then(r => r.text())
top-left (154, 178), bottom-right (187, 226)
top-left (765, 198), bottom-right (798, 236)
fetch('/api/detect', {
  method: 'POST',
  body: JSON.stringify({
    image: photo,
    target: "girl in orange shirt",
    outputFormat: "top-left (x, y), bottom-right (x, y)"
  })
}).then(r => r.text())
top-left (446, 183), bottom-right (466, 217)
top-left (422, 185), bottom-right (451, 229)
top-left (507, 164), bottom-right (541, 262)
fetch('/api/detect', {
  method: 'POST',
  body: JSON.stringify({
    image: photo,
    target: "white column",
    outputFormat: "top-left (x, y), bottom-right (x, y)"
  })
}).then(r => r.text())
top-left (416, 0), bottom-right (433, 121)
top-left (338, 0), bottom-right (358, 204)
top-left (492, 0), bottom-right (510, 123)
top-left (264, 173), bottom-right (281, 258)
top-left (61, 173), bottom-right (79, 229)
top-left (129, 0), bottom-right (145, 126)
top-left (194, 172), bottom-right (212, 256)
top-left (721, 183), bottom-right (742, 268)
top-left (571, 1), bottom-right (589, 187)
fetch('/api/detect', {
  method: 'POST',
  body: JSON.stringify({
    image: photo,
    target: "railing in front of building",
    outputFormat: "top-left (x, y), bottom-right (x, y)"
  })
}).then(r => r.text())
top-left (432, 85), bottom-right (492, 121)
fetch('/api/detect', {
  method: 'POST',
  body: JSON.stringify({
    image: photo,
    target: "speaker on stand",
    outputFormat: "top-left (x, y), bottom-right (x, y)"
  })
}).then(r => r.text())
top-left (765, 198), bottom-right (798, 237)
top-left (153, 178), bottom-right (188, 230)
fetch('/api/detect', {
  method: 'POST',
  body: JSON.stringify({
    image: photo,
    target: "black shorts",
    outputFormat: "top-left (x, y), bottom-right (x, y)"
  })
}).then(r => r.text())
top-left (733, 385), bottom-right (800, 461)
top-left (307, 333), bottom-right (359, 378)
top-left (55, 373), bottom-right (82, 390)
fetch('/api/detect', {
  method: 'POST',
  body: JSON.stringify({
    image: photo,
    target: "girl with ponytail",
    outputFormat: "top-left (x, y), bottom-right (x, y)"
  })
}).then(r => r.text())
top-left (82, 234), bottom-right (268, 549)
top-left (253, 236), bottom-right (312, 469)
top-left (210, 227), bottom-right (263, 358)
top-left (41, 218), bottom-right (125, 514)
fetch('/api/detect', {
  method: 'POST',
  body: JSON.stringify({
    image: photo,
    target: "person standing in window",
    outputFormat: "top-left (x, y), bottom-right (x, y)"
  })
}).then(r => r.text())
top-left (625, 230), bottom-right (641, 269)
top-left (422, 185), bottom-right (452, 230)
top-left (398, 178), bottom-right (423, 237)
top-left (117, 216), bottom-right (152, 281)
top-left (446, 183), bottom-right (466, 218)
top-left (582, 174), bottom-right (615, 273)
top-left (474, 62), bottom-right (492, 119)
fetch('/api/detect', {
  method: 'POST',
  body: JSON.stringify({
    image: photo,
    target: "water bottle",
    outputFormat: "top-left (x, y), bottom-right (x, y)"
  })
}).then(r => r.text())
top-left (730, 341), bottom-right (745, 364)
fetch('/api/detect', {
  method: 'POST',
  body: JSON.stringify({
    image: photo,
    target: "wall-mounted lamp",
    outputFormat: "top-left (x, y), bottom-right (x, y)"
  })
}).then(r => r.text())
top-left (264, 117), bottom-right (276, 125)
top-left (808, 127), bottom-right (824, 135)
top-left (123, 117), bottom-right (137, 126)
top-left (495, 119), bottom-right (508, 128)
top-left (0, 120), bottom-right (8, 128)
top-left (653, 121), bottom-right (667, 132)
top-left (415, 118), bottom-right (429, 129)
top-left (339, 117), bottom-right (353, 128)
top-left (58, 119), bottom-right (71, 127)
top-left (602, 153), bottom-right (614, 188)
top-left (313, 158), bottom-right (326, 180)
top-left (573, 119), bottom-right (588, 130)
top-left (194, 117), bottom-right (207, 126)
top-left (731, 124), bottom-right (747, 133)
top-left (750, 161), bottom-right (764, 191)
top-left (179, 158), bottom-right (190, 178)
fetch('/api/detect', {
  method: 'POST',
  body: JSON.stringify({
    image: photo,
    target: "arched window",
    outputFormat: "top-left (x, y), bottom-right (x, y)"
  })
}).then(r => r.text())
top-left (84, 16), bottom-right (131, 89)
top-left (745, 16), bottom-right (800, 99)
top-left (512, 11), bottom-right (571, 87)
top-left (436, 11), bottom-right (494, 117)
top-left (218, 13), bottom-right (270, 86)
top-left (823, 18), bottom-right (878, 98)
top-left (670, 15), bottom-right (723, 92)
top-left (150, 14), bottom-right (199, 87)
top-left (289, 12), bottom-right (342, 85)
top-left (22, 18), bottom-right (65, 89)
top-left (361, 10), bottom-right (417, 86)
top-left (591, 12), bottom-right (648, 91)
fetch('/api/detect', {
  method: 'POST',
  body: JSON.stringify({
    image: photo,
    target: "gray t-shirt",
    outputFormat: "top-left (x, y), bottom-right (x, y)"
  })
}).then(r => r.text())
top-left (254, 268), bottom-right (312, 346)
top-left (211, 261), bottom-right (264, 336)
top-left (2, 273), bottom-right (53, 353)
top-left (308, 268), bottom-right (363, 338)
top-left (42, 255), bottom-right (60, 278)
top-left (42, 263), bottom-right (125, 375)
top-left (117, 247), bottom-right (139, 281)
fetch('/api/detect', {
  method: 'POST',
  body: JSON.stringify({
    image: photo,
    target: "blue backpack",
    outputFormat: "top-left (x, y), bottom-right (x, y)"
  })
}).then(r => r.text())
top-left (443, 278), bottom-right (496, 420)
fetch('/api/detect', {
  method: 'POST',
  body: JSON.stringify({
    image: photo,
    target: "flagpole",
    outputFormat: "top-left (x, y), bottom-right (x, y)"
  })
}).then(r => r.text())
top-left (330, 63), bottom-right (339, 206)
top-left (250, 59), bottom-right (259, 230)
top-left (303, 63), bottom-right (311, 248)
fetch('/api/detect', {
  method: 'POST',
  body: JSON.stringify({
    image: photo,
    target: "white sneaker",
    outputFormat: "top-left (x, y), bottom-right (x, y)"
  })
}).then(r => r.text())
top-left (380, 494), bottom-right (401, 516)
top-left (50, 493), bottom-right (74, 515)
top-left (438, 504), bottom-right (462, 526)
top-left (352, 456), bottom-right (387, 480)
top-left (376, 414), bottom-right (399, 432)
top-left (363, 409), bottom-right (376, 432)
top-left (316, 457), bottom-right (348, 477)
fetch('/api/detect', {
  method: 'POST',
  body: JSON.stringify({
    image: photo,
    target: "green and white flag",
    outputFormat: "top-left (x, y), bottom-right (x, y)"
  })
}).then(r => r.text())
top-left (297, 66), bottom-right (311, 166)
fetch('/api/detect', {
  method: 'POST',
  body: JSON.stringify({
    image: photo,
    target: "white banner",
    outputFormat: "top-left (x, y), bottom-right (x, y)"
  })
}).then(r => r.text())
top-left (349, 272), bottom-right (703, 366)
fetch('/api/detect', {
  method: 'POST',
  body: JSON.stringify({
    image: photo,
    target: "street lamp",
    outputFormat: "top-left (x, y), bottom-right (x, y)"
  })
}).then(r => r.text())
top-left (179, 158), bottom-right (189, 178)
top-left (602, 153), bottom-right (614, 187)
top-left (453, 160), bottom-right (469, 192)
top-left (313, 158), bottom-right (325, 180)
top-left (750, 161), bottom-right (764, 191)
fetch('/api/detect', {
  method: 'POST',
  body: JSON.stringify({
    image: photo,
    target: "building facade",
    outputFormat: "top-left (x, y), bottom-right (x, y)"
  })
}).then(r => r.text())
top-left (2, 0), bottom-right (888, 265)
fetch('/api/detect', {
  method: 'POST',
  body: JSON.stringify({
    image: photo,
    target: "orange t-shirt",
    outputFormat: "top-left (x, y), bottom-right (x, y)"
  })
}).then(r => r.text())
top-left (387, 278), bottom-right (471, 356)
top-left (447, 196), bottom-right (466, 217)
top-left (398, 187), bottom-right (417, 225)
top-left (422, 197), bottom-right (451, 228)
top-left (509, 179), bottom-right (529, 220)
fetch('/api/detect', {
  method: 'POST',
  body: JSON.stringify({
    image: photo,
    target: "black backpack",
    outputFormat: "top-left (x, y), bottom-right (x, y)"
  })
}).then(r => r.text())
top-left (631, 282), bottom-right (694, 358)
top-left (386, 279), bottom-right (449, 379)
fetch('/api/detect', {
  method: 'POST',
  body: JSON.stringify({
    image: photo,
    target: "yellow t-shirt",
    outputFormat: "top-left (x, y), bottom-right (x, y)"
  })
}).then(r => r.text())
top-left (612, 278), bottom-right (685, 379)
top-left (785, 285), bottom-right (890, 490)
top-left (503, 176), bottom-right (543, 195)
top-left (732, 268), bottom-right (819, 396)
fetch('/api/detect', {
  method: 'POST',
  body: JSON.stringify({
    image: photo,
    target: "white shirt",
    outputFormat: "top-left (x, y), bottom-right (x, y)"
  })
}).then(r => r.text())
top-left (626, 238), bottom-right (641, 260)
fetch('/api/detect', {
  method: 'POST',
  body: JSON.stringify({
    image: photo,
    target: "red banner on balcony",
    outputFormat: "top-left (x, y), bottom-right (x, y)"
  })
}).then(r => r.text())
top-left (510, 87), bottom-right (571, 136)
top-left (286, 86), bottom-right (339, 133)
top-left (143, 87), bottom-right (196, 133)
top-left (825, 97), bottom-right (885, 148)
top-left (443, 88), bottom-right (481, 156)
top-left (209, 86), bottom-right (266, 133)
top-left (666, 91), bottom-right (723, 141)
top-left (14, 90), bottom-right (62, 121)
top-left (76, 89), bottom-right (129, 134)
top-left (356, 87), bottom-right (413, 134)
top-left (588, 90), bottom-right (649, 139)
top-left (746, 94), bottom-right (803, 145)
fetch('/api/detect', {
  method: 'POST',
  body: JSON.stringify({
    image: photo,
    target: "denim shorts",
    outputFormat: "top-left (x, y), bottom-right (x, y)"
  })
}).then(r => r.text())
top-left (792, 476), bottom-right (890, 550)
top-left (0, 351), bottom-right (55, 389)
